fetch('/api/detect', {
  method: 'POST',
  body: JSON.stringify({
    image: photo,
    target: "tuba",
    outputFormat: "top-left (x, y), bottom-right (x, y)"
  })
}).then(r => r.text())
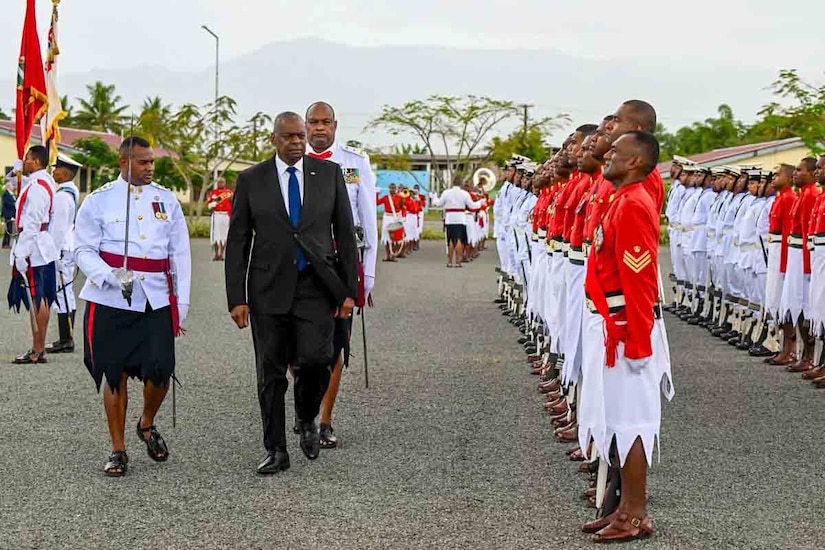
top-left (473, 167), bottom-right (497, 193)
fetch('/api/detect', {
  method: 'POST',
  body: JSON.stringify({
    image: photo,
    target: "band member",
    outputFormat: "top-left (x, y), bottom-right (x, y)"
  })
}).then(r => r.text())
top-left (579, 131), bottom-right (674, 542)
top-left (414, 184), bottom-right (426, 251)
top-left (377, 184), bottom-right (405, 261)
top-left (430, 181), bottom-right (486, 267)
top-left (73, 136), bottom-right (191, 476)
top-left (46, 154), bottom-right (82, 354)
top-left (305, 100), bottom-right (378, 449)
top-left (225, 112), bottom-right (358, 475)
top-left (206, 176), bottom-right (233, 261)
top-left (9, 145), bottom-right (58, 365)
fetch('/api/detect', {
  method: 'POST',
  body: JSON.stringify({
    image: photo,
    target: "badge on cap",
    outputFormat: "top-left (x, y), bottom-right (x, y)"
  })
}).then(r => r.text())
top-left (343, 168), bottom-right (361, 184)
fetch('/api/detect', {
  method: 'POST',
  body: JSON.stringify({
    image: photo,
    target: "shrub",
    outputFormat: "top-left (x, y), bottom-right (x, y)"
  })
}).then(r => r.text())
top-left (188, 219), bottom-right (210, 238)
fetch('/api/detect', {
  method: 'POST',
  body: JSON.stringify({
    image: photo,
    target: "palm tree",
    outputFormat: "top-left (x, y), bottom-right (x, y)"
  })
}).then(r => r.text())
top-left (60, 94), bottom-right (75, 126)
top-left (74, 81), bottom-right (128, 133)
top-left (137, 96), bottom-right (172, 147)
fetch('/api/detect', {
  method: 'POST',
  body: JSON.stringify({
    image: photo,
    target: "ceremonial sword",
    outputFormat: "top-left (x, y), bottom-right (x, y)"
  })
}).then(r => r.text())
top-left (355, 227), bottom-right (370, 389)
top-left (114, 116), bottom-right (136, 306)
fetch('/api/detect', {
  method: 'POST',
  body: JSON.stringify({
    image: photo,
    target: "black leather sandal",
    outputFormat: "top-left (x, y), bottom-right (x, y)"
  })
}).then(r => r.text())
top-left (136, 418), bottom-right (169, 462)
top-left (104, 451), bottom-right (128, 477)
top-left (319, 424), bottom-right (338, 449)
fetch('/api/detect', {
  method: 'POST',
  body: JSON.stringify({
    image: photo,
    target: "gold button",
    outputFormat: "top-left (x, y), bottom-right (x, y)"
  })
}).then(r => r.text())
top-left (140, 275), bottom-right (146, 281)
top-left (137, 214), bottom-right (143, 221)
top-left (140, 234), bottom-right (146, 240)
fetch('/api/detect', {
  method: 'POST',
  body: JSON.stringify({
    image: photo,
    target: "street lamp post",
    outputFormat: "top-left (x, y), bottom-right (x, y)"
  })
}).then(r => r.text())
top-left (201, 25), bottom-right (219, 189)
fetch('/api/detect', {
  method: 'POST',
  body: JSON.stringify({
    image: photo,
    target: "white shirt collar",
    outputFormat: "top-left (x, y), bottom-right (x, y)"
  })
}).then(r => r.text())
top-left (275, 155), bottom-right (304, 176)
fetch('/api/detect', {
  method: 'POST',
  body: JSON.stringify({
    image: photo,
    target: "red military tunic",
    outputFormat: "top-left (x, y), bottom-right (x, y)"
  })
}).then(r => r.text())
top-left (644, 168), bottom-right (665, 215)
top-left (570, 172), bottom-right (602, 249)
top-left (584, 173), bottom-right (614, 247)
top-left (376, 193), bottom-right (406, 216)
top-left (563, 173), bottom-right (593, 245)
top-left (207, 187), bottom-right (233, 215)
top-left (788, 182), bottom-right (819, 274)
top-left (550, 172), bottom-right (580, 245)
top-left (585, 180), bottom-right (659, 365)
top-left (771, 187), bottom-right (797, 274)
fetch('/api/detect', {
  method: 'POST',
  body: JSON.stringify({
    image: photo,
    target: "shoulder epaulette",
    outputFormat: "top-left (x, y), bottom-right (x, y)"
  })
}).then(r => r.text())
top-left (150, 181), bottom-right (172, 193)
top-left (342, 144), bottom-right (368, 158)
top-left (90, 182), bottom-right (115, 194)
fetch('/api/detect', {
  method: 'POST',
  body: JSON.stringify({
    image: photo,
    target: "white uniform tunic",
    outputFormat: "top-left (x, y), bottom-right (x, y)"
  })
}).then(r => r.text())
top-left (10, 169), bottom-right (58, 272)
top-left (73, 178), bottom-right (191, 321)
top-left (307, 143), bottom-right (378, 283)
top-left (52, 180), bottom-right (79, 313)
top-left (430, 187), bottom-right (484, 224)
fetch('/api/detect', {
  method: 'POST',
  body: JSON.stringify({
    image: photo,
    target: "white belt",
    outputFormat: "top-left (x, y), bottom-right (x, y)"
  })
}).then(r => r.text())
top-left (788, 235), bottom-right (804, 246)
top-left (568, 248), bottom-right (585, 262)
top-left (537, 229), bottom-right (547, 239)
top-left (814, 235), bottom-right (825, 246)
top-left (586, 293), bottom-right (626, 314)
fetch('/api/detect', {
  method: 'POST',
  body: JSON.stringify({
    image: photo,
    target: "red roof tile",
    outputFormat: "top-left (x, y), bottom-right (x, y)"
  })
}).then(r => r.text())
top-left (0, 120), bottom-right (173, 157)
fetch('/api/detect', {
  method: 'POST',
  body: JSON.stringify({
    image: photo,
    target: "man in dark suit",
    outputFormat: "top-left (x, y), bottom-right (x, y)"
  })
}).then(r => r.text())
top-left (225, 112), bottom-right (358, 475)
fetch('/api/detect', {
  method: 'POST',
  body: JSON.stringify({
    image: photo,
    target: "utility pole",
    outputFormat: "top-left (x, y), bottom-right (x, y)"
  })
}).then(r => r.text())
top-left (201, 25), bottom-right (220, 187)
top-left (517, 103), bottom-right (533, 150)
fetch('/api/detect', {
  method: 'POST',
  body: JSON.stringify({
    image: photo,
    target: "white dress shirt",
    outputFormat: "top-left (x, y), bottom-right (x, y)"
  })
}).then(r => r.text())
top-left (430, 186), bottom-right (485, 224)
top-left (275, 155), bottom-right (304, 217)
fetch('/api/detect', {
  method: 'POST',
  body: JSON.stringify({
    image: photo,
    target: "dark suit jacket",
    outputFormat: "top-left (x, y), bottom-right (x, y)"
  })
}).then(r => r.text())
top-left (225, 155), bottom-right (358, 315)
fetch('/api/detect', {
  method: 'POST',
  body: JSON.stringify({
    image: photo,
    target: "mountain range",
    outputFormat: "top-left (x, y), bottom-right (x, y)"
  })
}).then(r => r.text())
top-left (0, 39), bottom-right (779, 148)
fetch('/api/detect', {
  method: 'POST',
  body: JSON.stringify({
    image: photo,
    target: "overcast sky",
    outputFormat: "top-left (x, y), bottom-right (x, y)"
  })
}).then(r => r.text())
top-left (1, 0), bottom-right (823, 130)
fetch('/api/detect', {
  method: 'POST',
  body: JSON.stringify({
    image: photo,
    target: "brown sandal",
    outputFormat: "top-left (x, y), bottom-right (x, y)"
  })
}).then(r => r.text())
top-left (592, 513), bottom-right (654, 543)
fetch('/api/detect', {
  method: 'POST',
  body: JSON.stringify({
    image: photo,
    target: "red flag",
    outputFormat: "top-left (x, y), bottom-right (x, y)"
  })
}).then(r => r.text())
top-left (15, 0), bottom-right (48, 191)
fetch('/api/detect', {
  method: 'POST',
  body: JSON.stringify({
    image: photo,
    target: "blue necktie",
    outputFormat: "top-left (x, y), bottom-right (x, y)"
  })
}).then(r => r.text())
top-left (286, 166), bottom-right (307, 271)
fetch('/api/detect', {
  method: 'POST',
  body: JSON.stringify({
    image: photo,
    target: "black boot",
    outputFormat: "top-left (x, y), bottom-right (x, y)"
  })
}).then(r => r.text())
top-left (45, 312), bottom-right (75, 353)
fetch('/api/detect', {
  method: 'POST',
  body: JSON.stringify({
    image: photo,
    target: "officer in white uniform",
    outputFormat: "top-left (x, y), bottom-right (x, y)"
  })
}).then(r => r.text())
top-left (305, 101), bottom-right (378, 449)
top-left (46, 153), bottom-right (82, 354)
top-left (9, 145), bottom-right (59, 364)
top-left (73, 136), bottom-right (191, 477)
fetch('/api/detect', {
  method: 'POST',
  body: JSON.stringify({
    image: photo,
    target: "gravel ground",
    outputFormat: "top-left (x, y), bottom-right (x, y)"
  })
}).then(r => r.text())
top-left (0, 241), bottom-right (823, 549)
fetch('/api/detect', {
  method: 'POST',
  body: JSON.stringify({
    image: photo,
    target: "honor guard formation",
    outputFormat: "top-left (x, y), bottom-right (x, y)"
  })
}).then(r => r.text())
top-left (665, 154), bottom-right (825, 385)
top-left (495, 100), bottom-right (674, 543)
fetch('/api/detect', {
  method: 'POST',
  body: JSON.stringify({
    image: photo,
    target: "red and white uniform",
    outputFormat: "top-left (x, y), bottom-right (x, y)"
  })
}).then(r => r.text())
top-left (809, 191), bottom-right (825, 335)
top-left (578, 180), bottom-right (674, 467)
top-left (765, 187), bottom-right (796, 319)
top-left (779, 183), bottom-right (819, 322)
top-left (377, 193), bottom-right (405, 245)
top-left (207, 187), bottom-right (233, 246)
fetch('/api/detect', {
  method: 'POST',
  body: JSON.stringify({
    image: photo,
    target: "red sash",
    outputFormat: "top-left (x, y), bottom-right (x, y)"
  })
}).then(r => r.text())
top-left (99, 251), bottom-right (183, 337)
top-left (584, 256), bottom-right (625, 367)
top-left (16, 179), bottom-right (53, 228)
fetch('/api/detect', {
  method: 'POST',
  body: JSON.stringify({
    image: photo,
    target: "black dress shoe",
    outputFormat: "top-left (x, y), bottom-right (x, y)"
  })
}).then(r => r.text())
top-left (749, 345), bottom-right (774, 357)
top-left (299, 423), bottom-right (320, 460)
top-left (257, 451), bottom-right (290, 475)
top-left (686, 316), bottom-right (701, 325)
top-left (45, 339), bottom-right (75, 353)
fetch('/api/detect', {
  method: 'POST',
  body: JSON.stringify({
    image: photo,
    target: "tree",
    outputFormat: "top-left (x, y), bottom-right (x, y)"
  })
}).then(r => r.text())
top-left (747, 69), bottom-right (825, 153)
top-left (158, 96), bottom-right (259, 216)
top-left (0, 106), bottom-right (9, 120)
top-left (74, 81), bottom-right (129, 133)
top-left (59, 94), bottom-right (76, 126)
top-left (136, 96), bottom-right (173, 147)
top-left (656, 104), bottom-right (747, 160)
top-left (71, 136), bottom-right (120, 190)
top-left (489, 127), bottom-right (552, 166)
top-left (366, 95), bottom-right (525, 190)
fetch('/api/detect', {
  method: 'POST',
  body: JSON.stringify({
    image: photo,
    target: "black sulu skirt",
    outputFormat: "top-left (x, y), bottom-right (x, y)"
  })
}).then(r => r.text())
top-left (83, 301), bottom-right (175, 392)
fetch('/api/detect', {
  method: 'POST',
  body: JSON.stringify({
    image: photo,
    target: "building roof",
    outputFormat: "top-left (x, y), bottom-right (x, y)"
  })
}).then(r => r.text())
top-left (0, 120), bottom-right (173, 158)
top-left (657, 137), bottom-right (804, 177)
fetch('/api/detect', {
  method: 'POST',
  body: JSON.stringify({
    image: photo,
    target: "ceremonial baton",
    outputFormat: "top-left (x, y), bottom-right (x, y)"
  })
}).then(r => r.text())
top-left (355, 231), bottom-right (370, 389)
top-left (114, 116), bottom-right (136, 306)
top-left (57, 259), bottom-right (73, 338)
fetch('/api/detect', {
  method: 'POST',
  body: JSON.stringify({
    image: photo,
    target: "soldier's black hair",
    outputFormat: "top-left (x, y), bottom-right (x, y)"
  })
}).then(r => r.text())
top-left (306, 101), bottom-right (336, 121)
top-left (26, 145), bottom-right (49, 169)
top-left (801, 157), bottom-right (817, 173)
top-left (622, 100), bottom-right (657, 132)
top-left (576, 124), bottom-right (599, 137)
top-left (119, 136), bottom-right (151, 159)
top-left (625, 131), bottom-right (660, 175)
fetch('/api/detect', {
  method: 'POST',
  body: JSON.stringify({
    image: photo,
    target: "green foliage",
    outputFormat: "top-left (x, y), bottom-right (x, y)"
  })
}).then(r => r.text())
top-left (0, 106), bottom-right (9, 120)
top-left (73, 81), bottom-right (129, 133)
top-left (656, 104), bottom-right (747, 160)
top-left (420, 227), bottom-right (446, 241)
top-left (71, 136), bottom-right (120, 190)
top-left (187, 218), bottom-right (210, 238)
top-left (489, 127), bottom-right (551, 166)
top-left (153, 157), bottom-right (190, 192)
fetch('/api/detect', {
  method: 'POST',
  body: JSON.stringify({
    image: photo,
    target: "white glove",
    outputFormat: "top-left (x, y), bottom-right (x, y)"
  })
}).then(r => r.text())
top-left (104, 270), bottom-right (122, 289)
top-left (626, 357), bottom-right (651, 374)
top-left (14, 256), bottom-right (27, 276)
top-left (178, 303), bottom-right (189, 327)
top-left (364, 275), bottom-right (375, 299)
top-left (429, 192), bottom-right (438, 200)
top-left (13, 159), bottom-right (22, 173)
